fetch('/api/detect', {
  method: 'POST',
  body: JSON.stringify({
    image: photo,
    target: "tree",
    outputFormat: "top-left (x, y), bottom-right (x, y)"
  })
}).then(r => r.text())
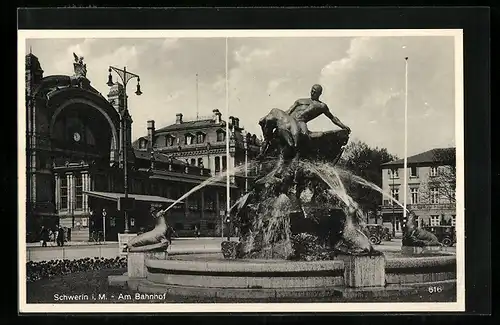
top-left (419, 148), bottom-right (456, 205)
top-left (337, 140), bottom-right (399, 218)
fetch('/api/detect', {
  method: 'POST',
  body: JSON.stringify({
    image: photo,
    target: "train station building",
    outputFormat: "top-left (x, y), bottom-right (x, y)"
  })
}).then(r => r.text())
top-left (25, 52), bottom-right (258, 241)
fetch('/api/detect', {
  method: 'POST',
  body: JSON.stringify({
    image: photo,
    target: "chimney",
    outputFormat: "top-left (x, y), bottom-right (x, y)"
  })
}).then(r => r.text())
top-left (234, 117), bottom-right (240, 129)
top-left (176, 113), bottom-right (183, 124)
top-left (213, 109), bottom-right (222, 123)
top-left (229, 116), bottom-right (235, 129)
top-left (147, 120), bottom-right (155, 149)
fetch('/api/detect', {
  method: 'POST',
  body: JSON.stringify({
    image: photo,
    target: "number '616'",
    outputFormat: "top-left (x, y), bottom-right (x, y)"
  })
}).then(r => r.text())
top-left (428, 286), bottom-right (443, 294)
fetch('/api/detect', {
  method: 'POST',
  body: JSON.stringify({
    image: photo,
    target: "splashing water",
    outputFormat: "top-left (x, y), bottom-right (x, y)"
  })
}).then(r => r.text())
top-left (304, 161), bottom-right (408, 211)
top-left (299, 160), bottom-right (364, 226)
top-left (160, 162), bottom-right (258, 215)
top-left (336, 167), bottom-right (406, 210)
top-left (309, 162), bottom-right (414, 227)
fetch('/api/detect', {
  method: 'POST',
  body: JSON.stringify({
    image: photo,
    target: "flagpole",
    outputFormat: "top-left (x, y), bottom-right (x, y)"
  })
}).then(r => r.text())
top-left (403, 57), bottom-right (408, 230)
top-left (196, 73), bottom-right (199, 120)
top-left (225, 37), bottom-right (230, 239)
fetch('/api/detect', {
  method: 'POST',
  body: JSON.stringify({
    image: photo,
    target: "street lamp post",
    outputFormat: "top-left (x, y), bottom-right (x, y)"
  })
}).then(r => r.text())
top-left (107, 66), bottom-right (142, 233)
top-left (89, 210), bottom-right (93, 241)
top-left (220, 209), bottom-right (224, 239)
top-left (71, 201), bottom-right (75, 229)
top-left (102, 208), bottom-right (107, 244)
top-left (392, 170), bottom-right (396, 237)
top-left (243, 134), bottom-right (248, 193)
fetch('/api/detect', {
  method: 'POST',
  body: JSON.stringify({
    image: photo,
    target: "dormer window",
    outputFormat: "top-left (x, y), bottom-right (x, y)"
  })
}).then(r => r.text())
top-left (167, 135), bottom-right (175, 147)
top-left (196, 132), bottom-right (206, 144)
top-left (216, 130), bottom-right (226, 142)
top-left (139, 138), bottom-right (147, 149)
top-left (185, 133), bottom-right (194, 145)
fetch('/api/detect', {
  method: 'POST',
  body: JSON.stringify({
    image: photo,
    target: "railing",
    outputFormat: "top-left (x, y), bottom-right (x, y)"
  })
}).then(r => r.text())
top-left (183, 115), bottom-right (213, 122)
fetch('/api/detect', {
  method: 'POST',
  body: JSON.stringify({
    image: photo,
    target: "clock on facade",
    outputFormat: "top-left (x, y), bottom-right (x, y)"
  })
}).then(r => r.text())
top-left (73, 132), bottom-right (81, 142)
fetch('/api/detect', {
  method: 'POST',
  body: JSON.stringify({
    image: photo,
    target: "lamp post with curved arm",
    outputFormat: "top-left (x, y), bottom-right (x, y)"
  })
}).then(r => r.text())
top-left (107, 66), bottom-right (142, 233)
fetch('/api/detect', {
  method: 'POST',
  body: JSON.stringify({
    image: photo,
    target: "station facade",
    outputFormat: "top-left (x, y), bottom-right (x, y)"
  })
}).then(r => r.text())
top-left (25, 53), bottom-right (253, 241)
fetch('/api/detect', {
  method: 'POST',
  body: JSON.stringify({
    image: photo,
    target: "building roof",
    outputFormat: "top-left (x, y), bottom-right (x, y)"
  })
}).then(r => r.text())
top-left (381, 147), bottom-right (456, 167)
top-left (155, 119), bottom-right (222, 133)
top-left (133, 149), bottom-right (187, 166)
top-left (84, 191), bottom-right (181, 203)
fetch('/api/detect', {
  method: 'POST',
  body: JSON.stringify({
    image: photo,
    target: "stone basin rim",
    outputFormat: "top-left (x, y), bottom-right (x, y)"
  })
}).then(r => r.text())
top-left (145, 257), bottom-right (345, 273)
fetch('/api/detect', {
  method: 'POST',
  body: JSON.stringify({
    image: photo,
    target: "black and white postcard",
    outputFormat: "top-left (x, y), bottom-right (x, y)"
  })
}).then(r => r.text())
top-left (18, 28), bottom-right (465, 313)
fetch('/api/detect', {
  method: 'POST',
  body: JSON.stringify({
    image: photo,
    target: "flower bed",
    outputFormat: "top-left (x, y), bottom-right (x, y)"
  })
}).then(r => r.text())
top-left (26, 257), bottom-right (127, 283)
top-left (221, 241), bottom-right (239, 259)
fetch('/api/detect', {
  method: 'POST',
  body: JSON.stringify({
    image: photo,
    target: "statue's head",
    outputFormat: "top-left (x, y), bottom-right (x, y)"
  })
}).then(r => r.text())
top-left (311, 84), bottom-right (323, 100)
top-left (150, 205), bottom-right (164, 218)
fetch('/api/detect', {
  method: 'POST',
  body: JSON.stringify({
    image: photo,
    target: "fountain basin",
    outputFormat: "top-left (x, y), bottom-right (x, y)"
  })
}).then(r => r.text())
top-left (145, 256), bottom-right (344, 289)
top-left (109, 251), bottom-right (456, 301)
top-left (385, 255), bottom-right (456, 285)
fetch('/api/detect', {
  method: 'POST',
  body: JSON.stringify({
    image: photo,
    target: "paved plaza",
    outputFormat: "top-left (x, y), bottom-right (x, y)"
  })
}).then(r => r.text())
top-left (26, 237), bottom-right (455, 262)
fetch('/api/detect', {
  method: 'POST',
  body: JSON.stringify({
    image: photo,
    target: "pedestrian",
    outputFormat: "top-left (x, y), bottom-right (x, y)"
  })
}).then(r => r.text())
top-left (194, 225), bottom-right (198, 239)
top-left (53, 227), bottom-right (58, 245)
top-left (40, 226), bottom-right (48, 247)
top-left (56, 225), bottom-right (65, 247)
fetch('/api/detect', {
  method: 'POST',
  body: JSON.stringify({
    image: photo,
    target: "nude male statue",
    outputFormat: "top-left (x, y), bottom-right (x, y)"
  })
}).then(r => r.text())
top-left (286, 84), bottom-right (350, 139)
top-left (257, 84), bottom-right (351, 160)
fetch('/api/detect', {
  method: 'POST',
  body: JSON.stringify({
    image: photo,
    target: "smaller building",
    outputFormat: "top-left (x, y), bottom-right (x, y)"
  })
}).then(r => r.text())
top-left (379, 148), bottom-right (456, 234)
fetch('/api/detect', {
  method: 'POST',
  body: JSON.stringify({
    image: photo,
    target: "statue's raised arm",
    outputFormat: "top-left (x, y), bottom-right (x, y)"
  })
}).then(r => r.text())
top-left (323, 106), bottom-right (351, 133)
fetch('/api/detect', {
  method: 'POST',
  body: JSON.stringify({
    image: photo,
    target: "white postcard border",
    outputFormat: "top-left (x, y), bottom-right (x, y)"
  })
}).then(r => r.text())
top-left (18, 29), bottom-right (465, 313)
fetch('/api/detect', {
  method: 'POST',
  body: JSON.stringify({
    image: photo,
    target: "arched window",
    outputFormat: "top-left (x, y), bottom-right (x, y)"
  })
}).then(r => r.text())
top-left (216, 130), bottom-right (225, 142)
top-left (196, 132), bottom-right (206, 144)
top-left (190, 158), bottom-right (196, 166)
top-left (185, 133), bottom-right (194, 145)
top-left (222, 155), bottom-right (227, 171)
top-left (167, 136), bottom-right (175, 146)
top-left (215, 156), bottom-right (220, 174)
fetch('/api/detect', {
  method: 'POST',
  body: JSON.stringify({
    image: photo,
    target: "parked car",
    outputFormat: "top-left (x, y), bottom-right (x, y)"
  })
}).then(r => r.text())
top-left (382, 227), bottom-right (393, 241)
top-left (364, 224), bottom-right (385, 245)
top-left (423, 225), bottom-right (456, 247)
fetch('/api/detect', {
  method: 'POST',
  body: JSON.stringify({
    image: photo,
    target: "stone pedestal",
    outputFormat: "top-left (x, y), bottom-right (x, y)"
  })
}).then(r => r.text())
top-left (127, 252), bottom-right (147, 278)
top-left (338, 254), bottom-right (385, 288)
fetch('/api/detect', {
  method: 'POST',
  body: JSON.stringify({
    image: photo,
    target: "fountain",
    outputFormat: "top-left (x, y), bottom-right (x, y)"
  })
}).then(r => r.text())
top-left (109, 104), bottom-right (456, 301)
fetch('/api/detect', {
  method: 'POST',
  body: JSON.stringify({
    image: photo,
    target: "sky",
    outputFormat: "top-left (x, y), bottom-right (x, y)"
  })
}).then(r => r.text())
top-left (26, 35), bottom-right (457, 157)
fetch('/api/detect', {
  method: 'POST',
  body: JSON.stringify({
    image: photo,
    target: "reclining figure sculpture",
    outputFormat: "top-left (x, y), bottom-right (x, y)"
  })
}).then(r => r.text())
top-left (124, 209), bottom-right (169, 252)
top-left (402, 210), bottom-right (442, 247)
